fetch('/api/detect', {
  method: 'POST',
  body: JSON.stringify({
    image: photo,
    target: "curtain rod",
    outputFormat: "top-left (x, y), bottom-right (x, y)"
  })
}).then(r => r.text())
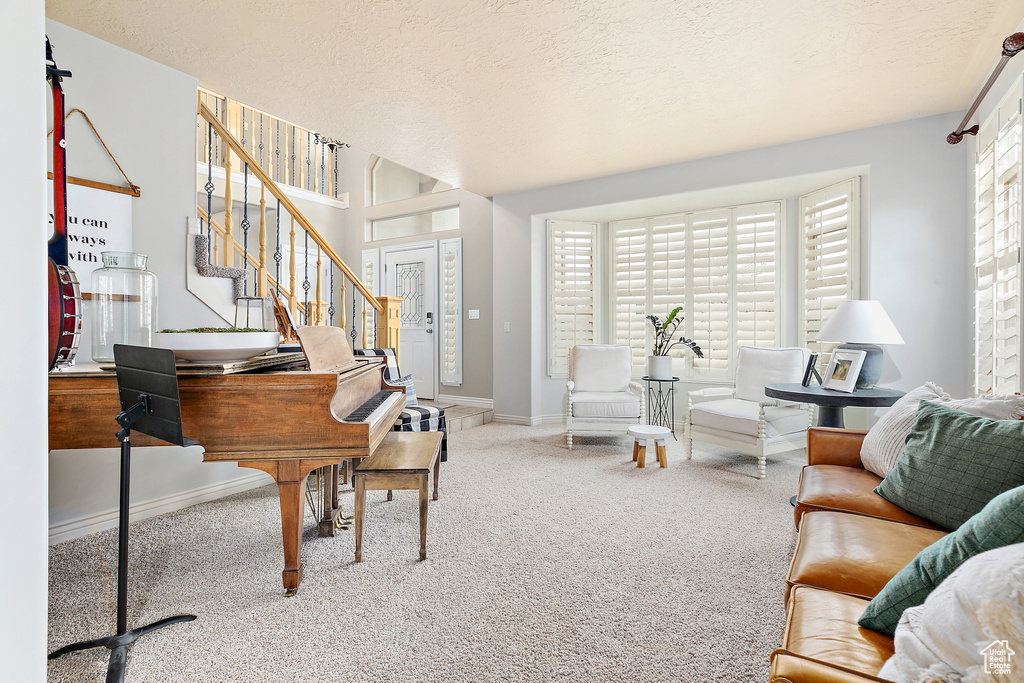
top-left (948, 33), bottom-right (1024, 144)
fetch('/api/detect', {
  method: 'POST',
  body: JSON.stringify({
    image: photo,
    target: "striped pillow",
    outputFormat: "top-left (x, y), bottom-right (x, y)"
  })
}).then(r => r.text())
top-left (860, 383), bottom-right (1024, 477)
top-left (391, 374), bottom-right (418, 406)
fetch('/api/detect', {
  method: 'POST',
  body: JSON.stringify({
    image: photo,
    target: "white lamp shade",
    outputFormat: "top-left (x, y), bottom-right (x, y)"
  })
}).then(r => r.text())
top-left (816, 300), bottom-right (904, 345)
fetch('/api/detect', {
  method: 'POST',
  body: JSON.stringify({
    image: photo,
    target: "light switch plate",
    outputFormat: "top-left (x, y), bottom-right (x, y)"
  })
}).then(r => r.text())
top-left (468, 309), bottom-right (480, 319)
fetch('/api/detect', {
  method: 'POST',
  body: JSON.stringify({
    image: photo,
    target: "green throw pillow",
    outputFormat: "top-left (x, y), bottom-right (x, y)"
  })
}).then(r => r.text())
top-left (859, 483), bottom-right (1024, 635)
top-left (874, 401), bottom-right (1024, 530)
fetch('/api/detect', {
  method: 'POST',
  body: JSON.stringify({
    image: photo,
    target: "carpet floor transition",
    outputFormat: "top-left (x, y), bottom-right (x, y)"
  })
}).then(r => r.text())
top-left (47, 422), bottom-right (802, 682)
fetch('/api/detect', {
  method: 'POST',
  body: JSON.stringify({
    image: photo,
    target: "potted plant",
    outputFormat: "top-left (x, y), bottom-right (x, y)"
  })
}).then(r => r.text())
top-left (646, 307), bottom-right (703, 380)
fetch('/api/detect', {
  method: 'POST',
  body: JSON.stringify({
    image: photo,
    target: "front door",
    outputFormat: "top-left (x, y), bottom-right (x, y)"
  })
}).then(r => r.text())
top-left (383, 243), bottom-right (437, 400)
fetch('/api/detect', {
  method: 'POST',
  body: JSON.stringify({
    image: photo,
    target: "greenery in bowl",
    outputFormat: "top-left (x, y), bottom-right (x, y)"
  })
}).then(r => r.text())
top-left (646, 307), bottom-right (703, 358)
top-left (157, 327), bottom-right (272, 333)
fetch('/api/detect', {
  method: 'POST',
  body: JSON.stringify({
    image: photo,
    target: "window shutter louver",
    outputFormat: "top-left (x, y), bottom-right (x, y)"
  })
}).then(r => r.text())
top-left (800, 179), bottom-right (858, 366)
top-left (439, 238), bottom-right (462, 386)
top-left (689, 211), bottom-right (731, 374)
top-left (974, 85), bottom-right (1022, 395)
top-left (548, 221), bottom-right (597, 376)
top-left (613, 219), bottom-right (650, 371)
top-left (734, 204), bottom-right (781, 351)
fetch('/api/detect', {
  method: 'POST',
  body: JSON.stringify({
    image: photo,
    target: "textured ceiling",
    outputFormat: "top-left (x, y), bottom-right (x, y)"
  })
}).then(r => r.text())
top-left (46, 0), bottom-right (1024, 197)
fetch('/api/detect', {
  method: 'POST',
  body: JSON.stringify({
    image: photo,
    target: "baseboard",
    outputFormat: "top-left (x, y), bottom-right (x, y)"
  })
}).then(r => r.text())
top-left (492, 414), bottom-right (533, 426)
top-left (435, 394), bottom-right (493, 409)
top-left (48, 471), bottom-right (272, 545)
top-left (539, 414), bottom-right (565, 424)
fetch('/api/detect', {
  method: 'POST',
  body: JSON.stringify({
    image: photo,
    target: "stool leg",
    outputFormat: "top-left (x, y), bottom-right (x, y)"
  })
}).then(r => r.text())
top-left (656, 439), bottom-right (667, 468)
top-left (637, 443), bottom-right (646, 468)
top-left (632, 439), bottom-right (639, 462)
top-left (387, 490), bottom-right (393, 501)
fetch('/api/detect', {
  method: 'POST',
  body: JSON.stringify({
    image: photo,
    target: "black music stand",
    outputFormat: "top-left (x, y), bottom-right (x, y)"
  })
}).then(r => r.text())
top-left (49, 345), bottom-right (199, 683)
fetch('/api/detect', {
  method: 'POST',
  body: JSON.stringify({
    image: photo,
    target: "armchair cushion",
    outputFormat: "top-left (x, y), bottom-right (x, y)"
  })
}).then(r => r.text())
top-left (571, 345), bottom-right (632, 393)
top-left (570, 391), bottom-right (641, 419)
top-left (689, 398), bottom-right (809, 439)
top-left (734, 346), bottom-right (808, 403)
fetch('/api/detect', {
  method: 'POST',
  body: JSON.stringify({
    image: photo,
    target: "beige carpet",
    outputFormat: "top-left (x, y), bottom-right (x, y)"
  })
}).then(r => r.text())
top-left (47, 422), bottom-right (802, 682)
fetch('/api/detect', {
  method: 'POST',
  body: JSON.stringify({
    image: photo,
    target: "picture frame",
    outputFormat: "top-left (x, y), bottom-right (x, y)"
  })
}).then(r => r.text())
top-left (801, 352), bottom-right (820, 387)
top-left (822, 349), bottom-right (866, 393)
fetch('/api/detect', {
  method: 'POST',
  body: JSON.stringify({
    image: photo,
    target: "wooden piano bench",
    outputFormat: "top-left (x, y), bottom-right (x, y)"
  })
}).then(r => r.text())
top-left (352, 430), bottom-right (443, 562)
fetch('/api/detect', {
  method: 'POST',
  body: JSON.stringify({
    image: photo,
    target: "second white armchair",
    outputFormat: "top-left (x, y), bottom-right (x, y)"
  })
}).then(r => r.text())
top-left (684, 346), bottom-right (812, 479)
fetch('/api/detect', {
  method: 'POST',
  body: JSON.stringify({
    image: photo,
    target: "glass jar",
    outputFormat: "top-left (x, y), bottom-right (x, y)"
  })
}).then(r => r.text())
top-left (91, 251), bottom-right (158, 362)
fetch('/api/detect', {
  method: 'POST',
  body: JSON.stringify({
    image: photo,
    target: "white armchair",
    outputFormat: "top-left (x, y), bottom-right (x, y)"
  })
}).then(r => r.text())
top-left (566, 345), bottom-right (644, 449)
top-left (684, 346), bottom-right (812, 479)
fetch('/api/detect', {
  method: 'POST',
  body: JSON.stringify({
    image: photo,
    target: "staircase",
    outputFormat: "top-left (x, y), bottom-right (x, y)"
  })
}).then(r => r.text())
top-left (192, 91), bottom-right (399, 352)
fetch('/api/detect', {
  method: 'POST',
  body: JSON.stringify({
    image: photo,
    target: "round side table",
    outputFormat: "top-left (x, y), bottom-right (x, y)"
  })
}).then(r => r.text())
top-left (642, 376), bottom-right (679, 439)
top-left (764, 383), bottom-right (904, 429)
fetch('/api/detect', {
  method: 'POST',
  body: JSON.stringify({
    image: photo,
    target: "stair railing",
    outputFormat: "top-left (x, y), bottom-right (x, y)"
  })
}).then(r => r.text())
top-left (197, 98), bottom-right (401, 356)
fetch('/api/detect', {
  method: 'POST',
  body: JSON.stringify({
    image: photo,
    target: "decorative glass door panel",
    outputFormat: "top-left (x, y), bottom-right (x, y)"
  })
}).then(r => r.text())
top-left (383, 244), bottom-right (437, 400)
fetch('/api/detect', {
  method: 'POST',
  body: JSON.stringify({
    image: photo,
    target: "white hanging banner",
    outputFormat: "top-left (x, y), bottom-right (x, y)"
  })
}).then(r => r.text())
top-left (47, 180), bottom-right (133, 293)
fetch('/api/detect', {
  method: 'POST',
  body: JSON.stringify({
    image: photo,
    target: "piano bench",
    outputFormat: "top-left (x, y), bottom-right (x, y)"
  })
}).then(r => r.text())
top-left (352, 431), bottom-right (443, 563)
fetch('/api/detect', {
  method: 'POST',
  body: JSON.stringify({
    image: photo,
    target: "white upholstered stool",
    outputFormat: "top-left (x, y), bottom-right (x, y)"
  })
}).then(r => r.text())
top-left (627, 425), bottom-right (671, 468)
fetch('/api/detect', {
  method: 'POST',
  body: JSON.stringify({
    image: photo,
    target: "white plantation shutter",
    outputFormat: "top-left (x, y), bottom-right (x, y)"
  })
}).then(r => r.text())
top-left (613, 218), bottom-right (650, 370)
top-left (439, 238), bottom-right (462, 386)
top-left (688, 211), bottom-right (731, 375)
top-left (800, 179), bottom-right (859, 365)
top-left (548, 221), bottom-right (597, 376)
top-left (735, 204), bottom-right (781, 350)
top-left (650, 214), bottom-right (688, 368)
top-left (361, 248), bottom-right (380, 348)
top-left (975, 85), bottom-right (1022, 395)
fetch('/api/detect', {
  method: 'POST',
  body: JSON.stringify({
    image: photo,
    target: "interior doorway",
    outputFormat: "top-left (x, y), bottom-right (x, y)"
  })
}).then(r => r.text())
top-left (382, 241), bottom-right (438, 400)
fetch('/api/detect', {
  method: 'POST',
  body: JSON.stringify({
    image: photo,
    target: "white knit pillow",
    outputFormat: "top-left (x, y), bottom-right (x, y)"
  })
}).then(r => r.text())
top-left (877, 542), bottom-right (1024, 682)
top-left (860, 383), bottom-right (1024, 478)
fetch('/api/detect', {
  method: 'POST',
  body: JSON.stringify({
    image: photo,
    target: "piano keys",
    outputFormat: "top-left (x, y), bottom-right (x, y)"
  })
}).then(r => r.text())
top-left (49, 329), bottom-right (406, 596)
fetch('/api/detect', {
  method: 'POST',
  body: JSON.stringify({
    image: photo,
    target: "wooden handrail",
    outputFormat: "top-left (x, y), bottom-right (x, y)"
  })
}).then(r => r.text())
top-left (198, 101), bottom-right (383, 313)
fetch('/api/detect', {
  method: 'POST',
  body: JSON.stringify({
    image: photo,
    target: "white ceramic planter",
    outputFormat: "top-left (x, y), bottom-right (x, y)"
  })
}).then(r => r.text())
top-left (647, 355), bottom-right (673, 380)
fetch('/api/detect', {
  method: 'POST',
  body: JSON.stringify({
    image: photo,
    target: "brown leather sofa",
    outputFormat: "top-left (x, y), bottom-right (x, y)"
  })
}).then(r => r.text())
top-left (770, 428), bottom-right (951, 682)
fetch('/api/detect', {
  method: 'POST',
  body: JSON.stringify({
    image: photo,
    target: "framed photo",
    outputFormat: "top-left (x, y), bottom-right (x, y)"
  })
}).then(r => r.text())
top-left (822, 349), bottom-right (866, 393)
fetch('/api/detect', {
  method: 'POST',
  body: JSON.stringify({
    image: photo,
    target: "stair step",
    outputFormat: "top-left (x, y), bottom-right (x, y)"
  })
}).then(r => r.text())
top-left (418, 402), bottom-right (492, 433)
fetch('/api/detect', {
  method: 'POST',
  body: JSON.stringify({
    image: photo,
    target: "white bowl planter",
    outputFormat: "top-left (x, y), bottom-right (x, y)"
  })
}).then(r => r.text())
top-left (152, 331), bottom-right (281, 362)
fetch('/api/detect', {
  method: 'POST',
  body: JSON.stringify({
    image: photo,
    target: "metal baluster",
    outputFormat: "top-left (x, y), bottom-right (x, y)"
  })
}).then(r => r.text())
top-left (315, 246), bottom-right (322, 325)
top-left (274, 120), bottom-right (281, 184)
top-left (241, 163), bottom-right (250, 295)
top-left (351, 282), bottom-right (357, 346)
top-left (258, 185), bottom-right (267, 296)
top-left (332, 145), bottom-right (339, 199)
top-left (303, 232), bottom-right (311, 325)
top-left (289, 217), bottom-right (297, 320)
top-left (204, 123), bottom-right (215, 263)
top-left (290, 125), bottom-right (296, 190)
top-left (258, 113), bottom-right (265, 171)
top-left (329, 267), bottom-right (336, 327)
top-left (305, 132), bottom-right (312, 191)
top-left (320, 137), bottom-right (326, 196)
top-left (274, 199), bottom-right (282, 296)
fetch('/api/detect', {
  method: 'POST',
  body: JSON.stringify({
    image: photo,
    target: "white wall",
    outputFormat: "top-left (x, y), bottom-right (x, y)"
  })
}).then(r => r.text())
top-left (493, 112), bottom-right (971, 423)
top-left (45, 21), bottom-right (270, 542)
top-left (3, 1), bottom-right (48, 678)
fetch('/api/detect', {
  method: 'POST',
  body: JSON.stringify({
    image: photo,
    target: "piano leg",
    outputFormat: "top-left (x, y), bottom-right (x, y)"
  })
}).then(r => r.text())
top-left (240, 458), bottom-right (338, 596)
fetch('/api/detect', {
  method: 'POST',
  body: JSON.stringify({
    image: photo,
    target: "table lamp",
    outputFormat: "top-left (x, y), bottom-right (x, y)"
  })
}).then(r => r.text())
top-left (815, 300), bottom-right (904, 390)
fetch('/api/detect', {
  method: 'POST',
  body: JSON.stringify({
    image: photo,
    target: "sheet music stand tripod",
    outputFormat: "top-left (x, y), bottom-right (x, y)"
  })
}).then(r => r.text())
top-left (49, 345), bottom-right (199, 682)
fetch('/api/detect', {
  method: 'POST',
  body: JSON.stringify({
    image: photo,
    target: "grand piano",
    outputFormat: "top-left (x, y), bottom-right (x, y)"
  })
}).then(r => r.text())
top-left (48, 326), bottom-right (405, 595)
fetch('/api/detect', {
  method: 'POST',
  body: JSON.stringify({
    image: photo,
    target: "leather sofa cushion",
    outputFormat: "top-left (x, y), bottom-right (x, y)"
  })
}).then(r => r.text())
top-left (783, 586), bottom-right (893, 678)
top-left (786, 511), bottom-right (947, 604)
top-left (570, 391), bottom-right (640, 419)
top-left (794, 465), bottom-right (942, 531)
top-left (770, 651), bottom-right (891, 683)
top-left (690, 399), bottom-right (808, 438)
